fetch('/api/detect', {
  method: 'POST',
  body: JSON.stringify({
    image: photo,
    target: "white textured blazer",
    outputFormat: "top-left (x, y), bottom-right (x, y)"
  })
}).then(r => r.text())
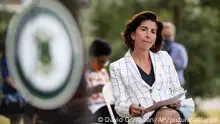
top-left (109, 50), bottom-right (195, 124)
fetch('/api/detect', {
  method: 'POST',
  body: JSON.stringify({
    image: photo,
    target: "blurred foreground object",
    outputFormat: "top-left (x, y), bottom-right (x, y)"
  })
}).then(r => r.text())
top-left (5, 0), bottom-right (84, 109)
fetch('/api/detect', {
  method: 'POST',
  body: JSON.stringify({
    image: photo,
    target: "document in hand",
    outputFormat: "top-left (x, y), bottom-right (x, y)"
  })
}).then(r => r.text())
top-left (145, 90), bottom-right (187, 112)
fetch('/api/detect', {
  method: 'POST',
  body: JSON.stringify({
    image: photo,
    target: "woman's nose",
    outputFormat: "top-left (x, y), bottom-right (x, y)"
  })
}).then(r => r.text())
top-left (146, 31), bottom-right (150, 38)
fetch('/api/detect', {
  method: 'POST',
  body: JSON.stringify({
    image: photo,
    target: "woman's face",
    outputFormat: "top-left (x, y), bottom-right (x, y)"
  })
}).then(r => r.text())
top-left (131, 20), bottom-right (157, 51)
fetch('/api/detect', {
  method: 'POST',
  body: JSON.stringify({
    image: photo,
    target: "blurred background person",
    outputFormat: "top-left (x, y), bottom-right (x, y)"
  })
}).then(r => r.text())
top-left (0, 29), bottom-right (37, 124)
top-left (85, 38), bottom-right (114, 123)
top-left (163, 22), bottom-right (188, 87)
top-left (0, 29), bottom-right (26, 116)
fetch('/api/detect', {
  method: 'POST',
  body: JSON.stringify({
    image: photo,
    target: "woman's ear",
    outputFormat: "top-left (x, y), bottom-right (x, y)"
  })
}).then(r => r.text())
top-left (131, 32), bottom-right (135, 41)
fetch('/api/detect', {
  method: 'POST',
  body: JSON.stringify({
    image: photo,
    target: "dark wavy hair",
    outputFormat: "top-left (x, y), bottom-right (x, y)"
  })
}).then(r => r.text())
top-left (89, 38), bottom-right (112, 57)
top-left (122, 11), bottom-right (164, 52)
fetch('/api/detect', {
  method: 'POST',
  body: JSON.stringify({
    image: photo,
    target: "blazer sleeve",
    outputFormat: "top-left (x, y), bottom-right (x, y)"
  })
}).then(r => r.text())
top-left (163, 51), bottom-right (195, 118)
top-left (109, 62), bottom-right (133, 118)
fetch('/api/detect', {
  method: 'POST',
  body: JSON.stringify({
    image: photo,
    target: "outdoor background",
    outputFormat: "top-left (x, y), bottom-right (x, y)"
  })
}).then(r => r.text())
top-left (0, 0), bottom-right (220, 124)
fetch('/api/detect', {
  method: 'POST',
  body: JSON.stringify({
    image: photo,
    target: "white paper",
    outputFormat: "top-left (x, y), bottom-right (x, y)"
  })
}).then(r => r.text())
top-left (145, 90), bottom-right (187, 112)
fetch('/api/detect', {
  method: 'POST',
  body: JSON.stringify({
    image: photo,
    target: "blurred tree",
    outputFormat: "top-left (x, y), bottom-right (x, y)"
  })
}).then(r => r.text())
top-left (0, 11), bottom-right (13, 32)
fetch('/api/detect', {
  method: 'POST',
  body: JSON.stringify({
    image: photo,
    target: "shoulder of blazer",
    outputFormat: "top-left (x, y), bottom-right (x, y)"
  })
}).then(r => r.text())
top-left (155, 50), bottom-right (173, 66)
top-left (109, 57), bottom-right (126, 70)
top-left (154, 50), bottom-right (171, 60)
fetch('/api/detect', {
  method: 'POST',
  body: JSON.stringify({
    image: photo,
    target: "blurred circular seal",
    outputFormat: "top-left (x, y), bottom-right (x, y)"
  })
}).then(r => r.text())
top-left (6, 0), bottom-right (84, 109)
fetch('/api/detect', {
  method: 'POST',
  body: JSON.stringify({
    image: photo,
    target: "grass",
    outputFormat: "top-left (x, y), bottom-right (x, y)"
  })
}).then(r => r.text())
top-left (0, 115), bottom-right (9, 124)
top-left (190, 110), bottom-right (220, 124)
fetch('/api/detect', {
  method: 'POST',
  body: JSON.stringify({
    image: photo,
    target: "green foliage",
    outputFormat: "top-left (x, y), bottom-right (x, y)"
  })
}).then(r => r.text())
top-left (177, 6), bottom-right (220, 98)
top-left (87, 0), bottom-right (220, 98)
top-left (0, 11), bottom-right (13, 32)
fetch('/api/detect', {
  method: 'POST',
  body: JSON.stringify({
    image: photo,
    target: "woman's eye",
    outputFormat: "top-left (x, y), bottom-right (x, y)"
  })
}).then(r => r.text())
top-left (151, 31), bottom-right (156, 34)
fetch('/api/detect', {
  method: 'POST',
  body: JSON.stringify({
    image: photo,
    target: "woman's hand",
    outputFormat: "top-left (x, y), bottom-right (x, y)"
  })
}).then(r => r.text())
top-left (129, 104), bottom-right (146, 117)
top-left (168, 100), bottom-right (181, 109)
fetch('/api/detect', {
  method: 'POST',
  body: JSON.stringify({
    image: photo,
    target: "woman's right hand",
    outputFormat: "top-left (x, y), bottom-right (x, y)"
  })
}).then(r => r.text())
top-left (129, 104), bottom-right (146, 117)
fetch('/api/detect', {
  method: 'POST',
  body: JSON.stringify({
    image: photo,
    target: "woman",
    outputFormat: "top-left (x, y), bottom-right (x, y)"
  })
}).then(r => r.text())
top-left (109, 11), bottom-right (194, 124)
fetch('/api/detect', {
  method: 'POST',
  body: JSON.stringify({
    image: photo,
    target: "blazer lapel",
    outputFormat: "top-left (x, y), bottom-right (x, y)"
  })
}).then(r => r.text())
top-left (149, 51), bottom-right (158, 88)
top-left (150, 51), bottom-right (163, 90)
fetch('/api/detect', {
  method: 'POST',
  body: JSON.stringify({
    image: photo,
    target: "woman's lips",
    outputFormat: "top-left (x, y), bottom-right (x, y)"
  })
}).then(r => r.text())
top-left (142, 40), bottom-right (151, 43)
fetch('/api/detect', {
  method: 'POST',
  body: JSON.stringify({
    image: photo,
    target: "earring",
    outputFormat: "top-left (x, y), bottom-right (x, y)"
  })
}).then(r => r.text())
top-left (152, 44), bottom-right (155, 48)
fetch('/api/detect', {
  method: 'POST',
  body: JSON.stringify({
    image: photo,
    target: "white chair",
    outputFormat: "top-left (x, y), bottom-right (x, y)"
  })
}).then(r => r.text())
top-left (102, 83), bottom-right (117, 124)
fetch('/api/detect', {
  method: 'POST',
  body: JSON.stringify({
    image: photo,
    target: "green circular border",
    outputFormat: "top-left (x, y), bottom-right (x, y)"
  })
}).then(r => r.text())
top-left (6, 0), bottom-right (84, 109)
